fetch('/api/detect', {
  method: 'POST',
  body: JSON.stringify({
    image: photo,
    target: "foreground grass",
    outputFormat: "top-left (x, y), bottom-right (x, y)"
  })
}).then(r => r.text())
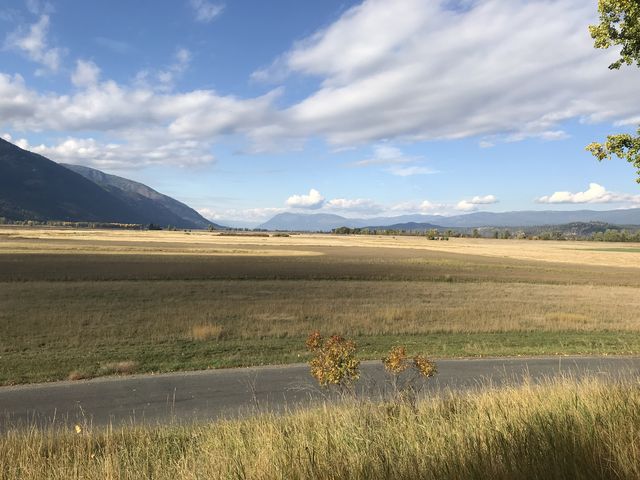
top-left (3, 379), bottom-right (640, 479)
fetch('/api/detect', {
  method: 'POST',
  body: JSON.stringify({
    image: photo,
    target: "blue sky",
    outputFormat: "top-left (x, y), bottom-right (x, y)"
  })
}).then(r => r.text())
top-left (1, 0), bottom-right (639, 227)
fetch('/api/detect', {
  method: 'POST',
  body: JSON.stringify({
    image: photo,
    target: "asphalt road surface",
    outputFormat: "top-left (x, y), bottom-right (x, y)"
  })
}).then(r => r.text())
top-left (2, 356), bottom-right (640, 431)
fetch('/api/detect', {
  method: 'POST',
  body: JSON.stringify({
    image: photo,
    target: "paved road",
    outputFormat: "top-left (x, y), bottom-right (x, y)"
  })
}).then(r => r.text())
top-left (1, 357), bottom-right (639, 430)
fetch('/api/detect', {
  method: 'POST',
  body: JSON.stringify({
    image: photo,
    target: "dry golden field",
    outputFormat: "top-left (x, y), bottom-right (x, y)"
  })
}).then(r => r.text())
top-left (1, 227), bottom-right (639, 267)
top-left (1, 227), bottom-right (640, 384)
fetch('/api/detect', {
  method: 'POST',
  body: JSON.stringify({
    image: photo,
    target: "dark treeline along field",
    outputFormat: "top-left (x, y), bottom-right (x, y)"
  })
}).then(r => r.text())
top-left (2, 238), bottom-right (640, 385)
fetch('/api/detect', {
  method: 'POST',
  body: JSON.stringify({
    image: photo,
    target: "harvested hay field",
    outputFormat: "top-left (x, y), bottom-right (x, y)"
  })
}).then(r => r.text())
top-left (1, 227), bottom-right (639, 267)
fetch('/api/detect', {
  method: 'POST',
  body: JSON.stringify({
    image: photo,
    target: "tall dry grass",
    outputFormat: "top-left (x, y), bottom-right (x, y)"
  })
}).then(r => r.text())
top-left (3, 280), bottom-right (640, 349)
top-left (2, 379), bottom-right (640, 479)
top-left (3, 277), bottom-right (640, 384)
top-left (190, 324), bottom-right (225, 341)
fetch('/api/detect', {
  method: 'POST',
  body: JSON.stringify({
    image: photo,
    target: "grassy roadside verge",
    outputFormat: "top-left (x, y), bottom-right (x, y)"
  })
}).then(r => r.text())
top-left (3, 331), bottom-right (640, 385)
top-left (2, 378), bottom-right (639, 479)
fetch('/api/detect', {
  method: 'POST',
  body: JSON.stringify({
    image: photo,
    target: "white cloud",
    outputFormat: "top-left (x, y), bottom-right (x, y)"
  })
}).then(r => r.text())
top-left (388, 165), bottom-right (437, 177)
top-left (0, 70), bottom-right (279, 166)
top-left (5, 15), bottom-right (62, 72)
top-left (390, 200), bottom-right (447, 214)
top-left (353, 144), bottom-right (436, 176)
top-left (255, 0), bottom-right (640, 147)
top-left (615, 116), bottom-right (640, 127)
top-left (286, 189), bottom-right (325, 209)
top-left (456, 194), bottom-right (499, 211)
top-left (196, 207), bottom-right (219, 220)
top-left (0, 58), bottom-right (283, 170)
top-left (198, 207), bottom-right (285, 222)
top-left (203, 196), bottom-right (443, 223)
top-left (473, 195), bottom-right (498, 204)
top-left (325, 198), bottom-right (383, 214)
top-left (199, 193), bottom-right (506, 223)
top-left (0, 9), bottom-right (276, 165)
top-left (167, 88), bottom-right (281, 139)
top-left (12, 136), bottom-right (215, 169)
top-left (4, 0), bottom-right (640, 171)
top-left (155, 48), bottom-right (192, 91)
top-left (0, 74), bottom-right (38, 121)
top-left (480, 129), bottom-right (571, 148)
top-left (353, 145), bottom-right (415, 167)
top-left (71, 60), bottom-right (100, 88)
top-left (456, 203), bottom-right (475, 211)
top-left (25, 0), bottom-right (53, 15)
top-left (419, 200), bottom-right (448, 213)
top-left (537, 183), bottom-right (640, 205)
top-left (390, 196), bottom-right (498, 214)
top-left (189, 0), bottom-right (224, 23)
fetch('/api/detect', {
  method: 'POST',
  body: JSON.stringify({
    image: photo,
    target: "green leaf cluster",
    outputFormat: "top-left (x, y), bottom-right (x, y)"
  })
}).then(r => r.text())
top-left (586, 128), bottom-right (640, 183)
top-left (587, 0), bottom-right (640, 181)
top-left (589, 0), bottom-right (640, 69)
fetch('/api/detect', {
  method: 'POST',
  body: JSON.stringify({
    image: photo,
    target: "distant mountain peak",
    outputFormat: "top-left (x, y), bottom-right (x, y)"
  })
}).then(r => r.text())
top-left (0, 138), bottom-right (222, 228)
top-left (61, 164), bottom-right (220, 229)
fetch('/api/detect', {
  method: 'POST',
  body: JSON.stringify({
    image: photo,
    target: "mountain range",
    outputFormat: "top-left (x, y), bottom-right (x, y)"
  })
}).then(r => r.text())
top-left (258, 209), bottom-right (640, 232)
top-left (3, 136), bottom-right (640, 232)
top-left (0, 138), bottom-right (219, 229)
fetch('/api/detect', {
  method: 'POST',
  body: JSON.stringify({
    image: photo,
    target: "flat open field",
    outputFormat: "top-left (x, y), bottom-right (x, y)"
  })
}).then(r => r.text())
top-left (2, 227), bottom-right (640, 267)
top-left (1, 227), bottom-right (640, 384)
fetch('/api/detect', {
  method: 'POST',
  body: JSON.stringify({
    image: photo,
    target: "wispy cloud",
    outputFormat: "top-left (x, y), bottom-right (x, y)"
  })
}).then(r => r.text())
top-left (253, 0), bottom-right (640, 147)
top-left (156, 48), bottom-right (192, 91)
top-left (353, 145), bottom-right (415, 167)
top-left (25, 0), bottom-right (54, 15)
top-left (387, 165), bottom-right (437, 177)
top-left (189, 0), bottom-right (224, 23)
top-left (5, 14), bottom-right (63, 73)
top-left (0, 8), bottom-right (21, 23)
top-left (353, 144), bottom-right (437, 176)
top-left (94, 37), bottom-right (134, 55)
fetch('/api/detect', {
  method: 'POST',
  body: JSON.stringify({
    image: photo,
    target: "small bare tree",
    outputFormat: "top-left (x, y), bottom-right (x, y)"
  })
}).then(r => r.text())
top-left (382, 345), bottom-right (437, 406)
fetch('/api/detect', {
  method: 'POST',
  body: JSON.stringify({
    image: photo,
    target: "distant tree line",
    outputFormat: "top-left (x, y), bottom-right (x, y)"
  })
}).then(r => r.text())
top-left (331, 224), bottom-right (640, 242)
top-left (0, 218), bottom-right (144, 229)
top-left (332, 226), bottom-right (453, 240)
top-left (591, 229), bottom-right (640, 242)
